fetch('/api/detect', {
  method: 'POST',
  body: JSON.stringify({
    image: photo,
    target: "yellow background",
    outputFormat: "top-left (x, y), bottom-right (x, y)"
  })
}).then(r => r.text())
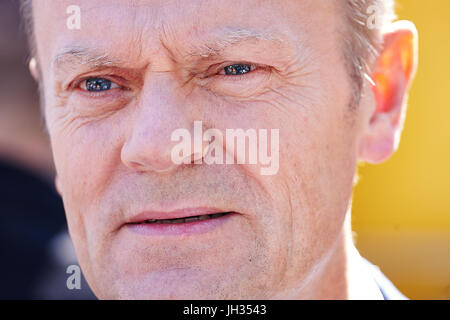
top-left (352, 0), bottom-right (450, 299)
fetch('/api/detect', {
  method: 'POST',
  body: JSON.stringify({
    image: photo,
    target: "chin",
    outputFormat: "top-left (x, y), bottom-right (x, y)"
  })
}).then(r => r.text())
top-left (101, 268), bottom-right (232, 300)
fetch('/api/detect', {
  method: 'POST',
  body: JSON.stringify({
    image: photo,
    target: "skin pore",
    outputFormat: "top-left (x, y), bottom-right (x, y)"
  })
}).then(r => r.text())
top-left (31, 0), bottom-right (417, 299)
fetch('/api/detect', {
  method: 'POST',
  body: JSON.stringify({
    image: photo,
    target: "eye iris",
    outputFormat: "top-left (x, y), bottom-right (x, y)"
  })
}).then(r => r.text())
top-left (85, 78), bottom-right (112, 92)
top-left (224, 64), bottom-right (251, 75)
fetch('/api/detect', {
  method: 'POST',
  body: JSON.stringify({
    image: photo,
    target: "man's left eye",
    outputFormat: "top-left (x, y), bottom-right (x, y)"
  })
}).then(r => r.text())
top-left (81, 78), bottom-right (120, 92)
top-left (222, 64), bottom-right (255, 76)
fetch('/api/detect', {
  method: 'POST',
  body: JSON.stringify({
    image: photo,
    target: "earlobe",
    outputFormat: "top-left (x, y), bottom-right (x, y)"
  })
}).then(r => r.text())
top-left (29, 58), bottom-right (39, 81)
top-left (55, 175), bottom-right (62, 196)
top-left (359, 20), bottom-right (418, 164)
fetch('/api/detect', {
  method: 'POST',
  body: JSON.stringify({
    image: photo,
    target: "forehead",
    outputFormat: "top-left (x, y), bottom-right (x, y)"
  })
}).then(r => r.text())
top-left (33, 0), bottom-right (340, 72)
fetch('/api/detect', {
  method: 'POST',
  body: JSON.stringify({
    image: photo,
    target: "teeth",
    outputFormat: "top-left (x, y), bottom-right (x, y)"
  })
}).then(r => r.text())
top-left (142, 212), bottom-right (231, 224)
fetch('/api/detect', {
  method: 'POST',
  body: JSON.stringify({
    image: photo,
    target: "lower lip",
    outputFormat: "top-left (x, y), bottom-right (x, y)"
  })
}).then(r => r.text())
top-left (124, 213), bottom-right (234, 237)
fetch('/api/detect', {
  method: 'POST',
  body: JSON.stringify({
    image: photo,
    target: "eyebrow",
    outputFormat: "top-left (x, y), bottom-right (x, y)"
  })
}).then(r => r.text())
top-left (51, 28), bottom-right (288, 71)
top-left (183, 28), bottom-right (286, 58)
top-left (52, 46), bottom-right (120, 70)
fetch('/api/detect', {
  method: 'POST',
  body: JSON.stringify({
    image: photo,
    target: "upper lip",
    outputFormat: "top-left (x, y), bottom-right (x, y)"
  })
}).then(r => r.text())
top-left (126, 207), bottom-right (233, 224)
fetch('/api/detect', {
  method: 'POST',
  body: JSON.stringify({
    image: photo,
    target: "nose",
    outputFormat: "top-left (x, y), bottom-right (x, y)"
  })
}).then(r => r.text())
top-left (121, 75), bottom-right (207, 173)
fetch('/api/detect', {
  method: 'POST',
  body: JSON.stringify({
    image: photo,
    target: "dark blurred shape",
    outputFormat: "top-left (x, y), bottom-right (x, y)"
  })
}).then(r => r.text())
top-left (0, 159), bottom-right (65, 299)
top-left (0, 0), bottom-right (94, 299)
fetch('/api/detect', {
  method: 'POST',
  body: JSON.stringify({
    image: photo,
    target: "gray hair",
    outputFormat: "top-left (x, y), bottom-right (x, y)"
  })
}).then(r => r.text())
top-left (343, 0), bottom-right (396, 105)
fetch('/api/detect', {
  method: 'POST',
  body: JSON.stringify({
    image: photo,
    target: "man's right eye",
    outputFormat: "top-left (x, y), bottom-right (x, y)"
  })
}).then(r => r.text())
top-left (80, 78), bottom-right (120, 92)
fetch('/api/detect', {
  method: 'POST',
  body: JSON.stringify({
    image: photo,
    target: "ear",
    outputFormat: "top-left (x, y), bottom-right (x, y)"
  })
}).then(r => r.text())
top-left (358, 21), bottom-right (418, 164)
top-left (55, 174), bottom-right (62, 196)
top-left (29, 57), bottom-right (39, 81)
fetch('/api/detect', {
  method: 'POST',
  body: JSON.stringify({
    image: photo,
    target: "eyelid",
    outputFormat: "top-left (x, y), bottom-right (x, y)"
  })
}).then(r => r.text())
top-left (197, 64), bottom-right (273, 98)
top-left (77, 78), bottom-right (120, 92)
top-left (201, 62), bottom-right (262, 78)
top-left (217, 63), bottom-right (257, 75)
top-left (69, 75), bottom-right (128, 92)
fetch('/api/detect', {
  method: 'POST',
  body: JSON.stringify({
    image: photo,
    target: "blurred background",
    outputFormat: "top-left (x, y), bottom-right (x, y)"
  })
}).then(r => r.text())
top-left (0, 0), bottom-right (448, 299)
top-left (353, 0), bottom-right (450, 300)
top-left (0, 0), bottom-right (94, 299)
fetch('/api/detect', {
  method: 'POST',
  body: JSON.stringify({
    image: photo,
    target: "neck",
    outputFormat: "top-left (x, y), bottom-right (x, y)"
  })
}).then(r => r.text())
top-left (275, 214), bottom-right (384, 300)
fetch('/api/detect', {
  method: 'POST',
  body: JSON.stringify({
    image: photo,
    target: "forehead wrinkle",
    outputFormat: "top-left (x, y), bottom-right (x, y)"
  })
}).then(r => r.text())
top-left (50, 28), bottom-right (290, 73)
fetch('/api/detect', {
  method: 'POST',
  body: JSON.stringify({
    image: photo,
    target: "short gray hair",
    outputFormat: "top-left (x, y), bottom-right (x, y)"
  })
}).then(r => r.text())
top-left (343, 0), bottom-right (396, 105)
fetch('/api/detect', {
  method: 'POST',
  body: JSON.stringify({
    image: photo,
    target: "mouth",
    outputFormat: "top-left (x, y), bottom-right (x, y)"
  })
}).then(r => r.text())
top-left (125, 209), bottom-right (235, 236)
top-left (133, 212), bottom-right (232, 225)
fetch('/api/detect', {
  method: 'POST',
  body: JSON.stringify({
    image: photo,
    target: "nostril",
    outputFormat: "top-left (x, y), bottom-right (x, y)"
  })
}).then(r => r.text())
top-left (191, 140), bottom-right (211, 164)
top-left (120, 137), bottom-right (179, 173)
top-left (120, 121), bottom-right (211, 172)
top-left (126, 159), bottom-right (177, 173)
top-left (127, 160), bottom-right (147, 170)
top-left (121, 145), bottom-right (178, 173)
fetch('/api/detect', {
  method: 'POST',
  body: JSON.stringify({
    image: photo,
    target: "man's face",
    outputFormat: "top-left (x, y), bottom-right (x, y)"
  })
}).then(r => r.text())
top-left (34, 0), bottom-right (365, 299)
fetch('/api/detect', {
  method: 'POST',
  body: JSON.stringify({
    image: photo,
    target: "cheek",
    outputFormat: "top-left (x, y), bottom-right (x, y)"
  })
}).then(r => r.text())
top-left (48, 115), bottom-right (127, 280)
top-left (295, 112), bottom-right (357, 246)
top-left (49, 114), bottom-right (125, 217)
top-left (263, 80), bottom-right (359, 274)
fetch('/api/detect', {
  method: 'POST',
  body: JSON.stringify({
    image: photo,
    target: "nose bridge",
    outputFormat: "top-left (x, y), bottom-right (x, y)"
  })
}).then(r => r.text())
top-left (139, 74), bottom-right (187, 138)
top-left (121, 74), bottom-right (193, 172)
